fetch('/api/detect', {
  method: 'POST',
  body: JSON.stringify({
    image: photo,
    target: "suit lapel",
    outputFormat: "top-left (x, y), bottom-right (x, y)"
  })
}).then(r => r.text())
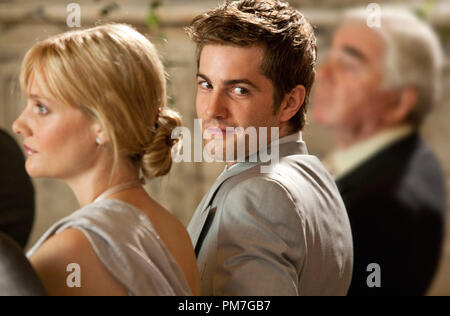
top-left (188, 136), bottom-right (309, 249)
top-left (188, 163), bottom-right (258, 248)
top-left (200, 163), bottom-right (256, 212)
top-left (188, 205), bottom-right (211, 249)
top-left (336, 133), bottom-right (419, 195)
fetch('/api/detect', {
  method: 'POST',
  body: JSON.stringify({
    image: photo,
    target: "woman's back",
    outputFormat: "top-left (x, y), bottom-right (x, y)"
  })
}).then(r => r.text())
top-left (114, 188), bottom-right (201, 295)
top-left (27, 198), bottom-right (197, 296)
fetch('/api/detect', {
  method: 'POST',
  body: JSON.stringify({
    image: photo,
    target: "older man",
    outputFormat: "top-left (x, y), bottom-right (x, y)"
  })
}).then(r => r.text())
top-left (313, 9), bottom-right (447, 295)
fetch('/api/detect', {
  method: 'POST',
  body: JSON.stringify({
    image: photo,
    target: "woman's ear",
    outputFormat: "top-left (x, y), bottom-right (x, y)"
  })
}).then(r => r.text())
top-left (278, 85), bottom-right (306, 123)
top-left (92, 122), bottom-right (109, 146)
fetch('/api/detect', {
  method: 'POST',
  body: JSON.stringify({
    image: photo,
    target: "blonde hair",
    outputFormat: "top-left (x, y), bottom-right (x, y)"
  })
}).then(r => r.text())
top-left (20, 23), bottom-right (182, 179)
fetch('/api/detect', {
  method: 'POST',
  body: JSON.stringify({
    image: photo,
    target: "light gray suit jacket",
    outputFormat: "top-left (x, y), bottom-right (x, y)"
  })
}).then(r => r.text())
top-left (188, 134), bottom-right (353, 296)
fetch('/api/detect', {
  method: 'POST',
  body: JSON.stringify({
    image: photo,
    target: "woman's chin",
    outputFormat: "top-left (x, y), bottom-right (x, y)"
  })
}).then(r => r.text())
top-left (25, 160), bottom-right (45, 178)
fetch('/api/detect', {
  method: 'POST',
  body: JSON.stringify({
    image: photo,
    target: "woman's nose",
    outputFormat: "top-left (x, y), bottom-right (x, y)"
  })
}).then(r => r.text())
top-left (12, 110), bottom-right (31, 137)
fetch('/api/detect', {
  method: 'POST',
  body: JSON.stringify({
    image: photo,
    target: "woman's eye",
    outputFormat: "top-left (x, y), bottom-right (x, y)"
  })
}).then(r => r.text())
top-left (35, 103), bottom-right (49, 115)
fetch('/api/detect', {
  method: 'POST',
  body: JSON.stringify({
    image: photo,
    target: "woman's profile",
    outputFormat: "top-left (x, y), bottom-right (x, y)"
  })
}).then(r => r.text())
top-left (12, 23), bottom-right (200, 296)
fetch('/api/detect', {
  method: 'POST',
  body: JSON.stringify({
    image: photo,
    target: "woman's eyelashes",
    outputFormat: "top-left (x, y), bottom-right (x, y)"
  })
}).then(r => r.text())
top-left (33, 101), bottom-right (50, 115)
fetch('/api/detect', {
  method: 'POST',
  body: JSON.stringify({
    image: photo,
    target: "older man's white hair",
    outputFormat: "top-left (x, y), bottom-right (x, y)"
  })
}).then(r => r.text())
top-left (344, 8), bottom-right (444, 126)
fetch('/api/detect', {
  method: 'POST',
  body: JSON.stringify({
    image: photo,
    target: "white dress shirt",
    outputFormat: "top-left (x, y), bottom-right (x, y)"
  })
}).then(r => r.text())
top-left (323, 125), bottom-right (414, 180)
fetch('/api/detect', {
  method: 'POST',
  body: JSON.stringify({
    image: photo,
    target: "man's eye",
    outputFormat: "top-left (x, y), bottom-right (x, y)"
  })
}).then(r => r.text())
top-left (341, 62), bottom-right (357, 70)
top-left (233, 87), bottom-right (249, 95)
top-left (337, 58), bottom-right (360, 71)
top-left (199, 81), bottom-right (212, 90)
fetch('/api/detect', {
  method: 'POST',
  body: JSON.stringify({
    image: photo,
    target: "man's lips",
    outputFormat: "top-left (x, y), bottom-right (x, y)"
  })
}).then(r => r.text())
top-left (24, 145), bottom-right (38, 156)
top-left (204, 126), bottom-right (236, 136)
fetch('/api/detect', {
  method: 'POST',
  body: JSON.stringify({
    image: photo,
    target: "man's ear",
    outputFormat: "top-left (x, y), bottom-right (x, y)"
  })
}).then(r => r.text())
top-left (385, 87), bottom-right (417, 125)
top-left (278, 85), bottom-right (306, 123)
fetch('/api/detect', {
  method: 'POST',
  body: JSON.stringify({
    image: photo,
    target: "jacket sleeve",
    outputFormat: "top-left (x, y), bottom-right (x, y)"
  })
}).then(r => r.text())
top-left (212, 177), bottom-right (305, 296)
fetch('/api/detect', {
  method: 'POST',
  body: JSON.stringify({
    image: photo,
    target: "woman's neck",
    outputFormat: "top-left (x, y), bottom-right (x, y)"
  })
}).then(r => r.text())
top-left (65, 162), bottom-right (141, 207)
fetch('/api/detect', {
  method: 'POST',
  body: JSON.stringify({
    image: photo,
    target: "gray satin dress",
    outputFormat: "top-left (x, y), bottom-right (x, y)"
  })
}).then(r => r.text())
top-left (27, 199), bottom-right (191, 296)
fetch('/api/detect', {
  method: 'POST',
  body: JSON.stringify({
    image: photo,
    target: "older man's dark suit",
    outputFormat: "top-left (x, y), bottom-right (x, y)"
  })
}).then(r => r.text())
top-left (0, 129), bottom-right (35, 248)
top-left (337, 132), bottom-right (446, 296)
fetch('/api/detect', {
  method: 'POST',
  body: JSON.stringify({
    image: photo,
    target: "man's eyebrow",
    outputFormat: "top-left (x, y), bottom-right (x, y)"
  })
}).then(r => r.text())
top-left (341, 45), bottom-right (367, 63)
top-left (197, 73), bottom-right (210, 82)
top-left (196, 73), bottom-right (260, 90)
top-left (224, 79), bottom-right (259, 90)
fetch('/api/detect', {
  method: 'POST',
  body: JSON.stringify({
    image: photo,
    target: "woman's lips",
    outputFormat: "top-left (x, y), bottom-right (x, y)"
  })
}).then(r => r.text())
top-left (24, 145), bottom-right (38, 156)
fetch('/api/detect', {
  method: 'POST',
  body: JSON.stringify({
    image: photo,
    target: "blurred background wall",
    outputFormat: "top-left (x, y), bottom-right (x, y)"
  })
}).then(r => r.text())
top-left (0, 0), bottom-right (448, 295)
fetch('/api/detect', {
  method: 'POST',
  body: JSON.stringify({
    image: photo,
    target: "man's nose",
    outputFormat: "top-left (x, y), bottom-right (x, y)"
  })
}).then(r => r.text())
top-left (316, 62), bottom-right (334, 84)
top-left (205, 90), bottom-right (228, 120)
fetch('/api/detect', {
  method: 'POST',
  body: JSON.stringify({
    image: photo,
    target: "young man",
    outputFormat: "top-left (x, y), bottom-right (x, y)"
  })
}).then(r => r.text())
top-left (186, 0), bottom-right (353, 296)
top-left (313, 9), bottom-right (446, 295)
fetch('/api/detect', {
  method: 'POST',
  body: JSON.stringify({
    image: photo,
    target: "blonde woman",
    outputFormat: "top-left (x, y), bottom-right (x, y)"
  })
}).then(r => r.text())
top-left (12, 24), bottom-right (200, 296)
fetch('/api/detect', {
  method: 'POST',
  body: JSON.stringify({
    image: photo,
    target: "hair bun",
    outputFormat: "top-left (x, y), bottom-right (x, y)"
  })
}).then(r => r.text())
top-left (141, 108), bottom-right (182, 179)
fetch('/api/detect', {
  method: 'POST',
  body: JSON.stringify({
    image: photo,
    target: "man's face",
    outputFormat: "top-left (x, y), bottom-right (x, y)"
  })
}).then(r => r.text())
top-left (196, 44), bottom-right (280, 160)
top-left (312, 22), bottom-right (394, 137)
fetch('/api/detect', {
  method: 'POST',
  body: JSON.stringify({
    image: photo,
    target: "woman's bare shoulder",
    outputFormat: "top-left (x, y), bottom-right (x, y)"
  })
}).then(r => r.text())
top-left (30, 228), bottom-right (127, 296)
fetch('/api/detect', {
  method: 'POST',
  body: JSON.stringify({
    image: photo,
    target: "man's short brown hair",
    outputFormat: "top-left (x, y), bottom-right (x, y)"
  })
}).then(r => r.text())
top-left (186, 0), bottom-right (317, 132)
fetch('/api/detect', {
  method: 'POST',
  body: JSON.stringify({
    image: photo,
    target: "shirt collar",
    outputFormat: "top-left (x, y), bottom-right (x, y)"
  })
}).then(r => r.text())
top-left (324, 125), bottom-right (414, 180)
top-left (225, 132), bottom-right (303, 172)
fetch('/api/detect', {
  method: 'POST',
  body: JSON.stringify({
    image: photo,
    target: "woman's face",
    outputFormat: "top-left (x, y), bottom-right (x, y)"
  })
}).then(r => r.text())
top-left (12, 75), bottom-right (100, 180)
